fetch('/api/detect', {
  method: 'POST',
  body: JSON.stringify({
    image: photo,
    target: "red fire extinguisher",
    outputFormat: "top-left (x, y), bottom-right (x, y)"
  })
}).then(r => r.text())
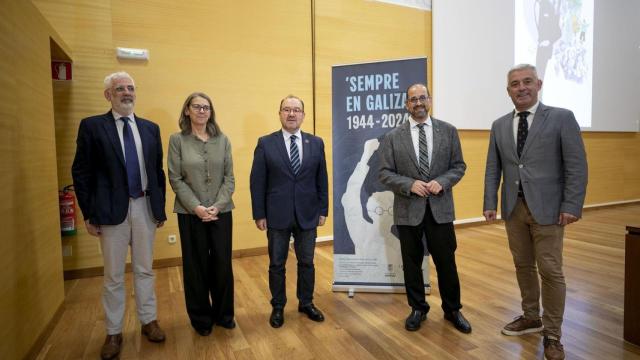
top-left (59, 185), bottom-right (77, 236)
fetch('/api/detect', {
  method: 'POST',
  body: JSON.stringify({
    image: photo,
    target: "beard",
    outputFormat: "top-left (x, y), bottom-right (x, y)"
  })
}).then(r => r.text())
top-left (411, 106), bottom-right (428, 119)
top-left (115, 99), bottom-right (135, 114)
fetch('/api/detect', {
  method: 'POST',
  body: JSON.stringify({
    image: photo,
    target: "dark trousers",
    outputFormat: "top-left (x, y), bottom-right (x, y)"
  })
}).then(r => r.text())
top-left (267, 223), bottom-right (317, 309)
top-left (178, 212), bottom-right (234, 331)
top-left (397, 203), bottom-right (461, 314)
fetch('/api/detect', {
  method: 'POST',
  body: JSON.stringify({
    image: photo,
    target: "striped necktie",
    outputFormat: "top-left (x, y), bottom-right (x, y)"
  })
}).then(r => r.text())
top-left (417, 123), bottom-right (430, 179)
top-left (290, 135), bottom-right (300, 175)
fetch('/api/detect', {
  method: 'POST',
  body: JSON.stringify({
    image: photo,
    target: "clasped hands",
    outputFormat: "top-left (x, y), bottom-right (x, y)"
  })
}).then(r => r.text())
top-left (410, 179), bottom-right (442, 197)
top-left (195, 205), bottom-right (220, 222)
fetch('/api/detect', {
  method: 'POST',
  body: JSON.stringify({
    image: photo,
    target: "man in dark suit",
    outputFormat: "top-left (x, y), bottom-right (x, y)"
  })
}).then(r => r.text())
top-left (250, 95), bottom-right (329, 328)
top-left (72, 72), bottom-right (167, 360)
top-left (483, 64), bottom-right (588, 360)
top-left (379, 83), bottom-right (471, 334)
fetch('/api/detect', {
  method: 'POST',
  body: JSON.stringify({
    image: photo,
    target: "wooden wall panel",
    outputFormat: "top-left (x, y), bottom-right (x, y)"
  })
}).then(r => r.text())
top-left (33, 0), bottom-right (313, 270)
top-left (31, 0), bottom-right (640, 274)
top-left (0, 1), bottom-right (68, 359)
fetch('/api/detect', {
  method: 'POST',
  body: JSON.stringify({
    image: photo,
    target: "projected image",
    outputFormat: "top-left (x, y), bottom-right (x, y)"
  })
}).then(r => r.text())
top-left (515, 0), bottom-right (593, 127)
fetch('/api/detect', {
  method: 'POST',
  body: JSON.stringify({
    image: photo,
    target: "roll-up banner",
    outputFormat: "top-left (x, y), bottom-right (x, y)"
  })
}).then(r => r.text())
top-left (331, 57), bottom-right (431, 294)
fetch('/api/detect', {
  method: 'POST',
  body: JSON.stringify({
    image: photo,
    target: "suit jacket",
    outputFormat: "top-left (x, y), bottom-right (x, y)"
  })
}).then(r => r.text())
top-left (483, 103), bottom-right (588, 225)
top-left (250, 130), bottom-right (328, 231)
top-left (72, 110), bottom-right (167, 225)
top-left (379, 118), bottom-right (466, 226)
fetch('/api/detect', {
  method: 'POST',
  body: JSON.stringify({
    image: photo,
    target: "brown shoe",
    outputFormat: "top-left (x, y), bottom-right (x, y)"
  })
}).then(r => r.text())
top-left (501, 315), bottom-right (544, 336)
top-left (543, 336), bottom-right (565, 360)
top-left (141, 320), bottom-right (166, 342)
top-left (100, 333), bottom-right (122, 360)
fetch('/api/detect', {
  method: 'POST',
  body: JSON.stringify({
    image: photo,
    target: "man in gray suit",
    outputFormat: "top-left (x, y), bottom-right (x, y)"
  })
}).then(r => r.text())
top-left (379, 83), bottom-right (470, 333)
top-left (483, 64), bottom-right (588, 360)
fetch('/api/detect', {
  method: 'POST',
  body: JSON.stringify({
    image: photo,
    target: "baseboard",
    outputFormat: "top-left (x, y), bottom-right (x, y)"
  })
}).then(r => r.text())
top-left (63, 246), bottom-right (272, 280)
top-left (63, 200), bottom-right (638, 280)
top-left (24, 301), bottom-right (65, 360)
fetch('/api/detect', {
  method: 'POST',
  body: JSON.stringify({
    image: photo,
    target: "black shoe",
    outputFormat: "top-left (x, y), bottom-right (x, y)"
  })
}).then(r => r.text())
top-left (444, 311), bottom-right (472, 334)
top-left (405, 309), bottom-right (427, 331)
top-left (270, 308), bottom-right (284, 328)
top-left (298, 304), bottom-right (325, 322)
top-left (194, 327), bottom-right (212, 336)
top-left (217, 319), bottom-right (236, 329)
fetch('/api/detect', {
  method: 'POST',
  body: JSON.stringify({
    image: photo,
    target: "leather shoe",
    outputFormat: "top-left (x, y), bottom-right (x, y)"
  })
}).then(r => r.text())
top-left (100, 333), bottom-right (122, 360)
top-left (141, 320), bottom-right (166, 342)
top-left (444, 311), bottom-right (472, 334)
top-left (298, 304), bottom-right (325, 322)
top-left (405, 309), bottom-right (427, 331)
top-left (217, 319), bottom-right (236, 329)
top-left (270, 308), bottom-right (284, 328)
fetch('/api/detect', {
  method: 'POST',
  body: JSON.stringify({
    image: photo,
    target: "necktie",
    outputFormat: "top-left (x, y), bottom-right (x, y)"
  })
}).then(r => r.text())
top-left (417, 123), bottom-right (430, 179)
top-left (290, 135), bottom-right (300, 175)
top-left (517, 111), bottom-right (530, 158)
top-left (121, 117), bottom-right (143, 198)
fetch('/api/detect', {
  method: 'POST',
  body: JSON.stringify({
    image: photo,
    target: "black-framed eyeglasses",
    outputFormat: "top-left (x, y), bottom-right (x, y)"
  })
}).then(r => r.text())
top-left (280, 107), bottom-right (303, 114)
top-left (408, 95), bottom-right (430, 104)
top-left (190, 104), bottom-right (211, 112)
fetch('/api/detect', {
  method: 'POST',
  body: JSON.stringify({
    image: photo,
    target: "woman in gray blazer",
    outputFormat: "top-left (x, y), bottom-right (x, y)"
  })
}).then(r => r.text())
top-left (168, 92), bottom-right (235, 336)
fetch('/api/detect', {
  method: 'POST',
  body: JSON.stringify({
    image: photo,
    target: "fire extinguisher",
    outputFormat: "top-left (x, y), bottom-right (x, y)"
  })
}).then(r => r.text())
top-left (59, 185), bottom-right (77, 236)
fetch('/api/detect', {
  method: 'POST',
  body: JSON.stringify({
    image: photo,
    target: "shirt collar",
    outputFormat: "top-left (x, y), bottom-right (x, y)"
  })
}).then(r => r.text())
top-left (282, 128), bottom-right (302, 140)
top-left (409, 115), bottom-right (432, 129)
top-left (513, 101), bottom-right (540, 117)
top-left (112, 109), bottom-right (134, 122)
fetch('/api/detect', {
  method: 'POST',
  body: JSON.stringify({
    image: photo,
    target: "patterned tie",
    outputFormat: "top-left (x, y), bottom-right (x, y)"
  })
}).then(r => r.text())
top-left (290, 135), bottom-right (301, 175)
top-left (516, 111), bottom-right (530, 158)
top-left (417, 123), bottom-right (430, 179)
top-left (121, 117), bottom-right (143, 198)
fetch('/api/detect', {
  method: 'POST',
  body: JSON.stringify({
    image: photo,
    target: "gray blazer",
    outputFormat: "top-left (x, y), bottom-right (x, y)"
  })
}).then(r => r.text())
top-left (483, 103), bottom-right (588, 225)
top-left (379, 118), bottom-right (466, 226)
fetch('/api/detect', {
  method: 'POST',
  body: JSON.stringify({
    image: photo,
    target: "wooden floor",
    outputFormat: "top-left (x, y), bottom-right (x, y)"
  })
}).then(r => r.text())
top-left (37, 204), bottom-right (640, 359)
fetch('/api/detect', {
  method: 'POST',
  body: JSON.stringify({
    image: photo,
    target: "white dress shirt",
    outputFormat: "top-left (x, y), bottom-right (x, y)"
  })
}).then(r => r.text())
top-left (409, 116), bottom-right (433, 168)
top-left (112, 110), bottom-right (149, 191)
top-left (282, 129), bottom-right (303, 162)
top-left (512, 101), bottom-right (540, 143)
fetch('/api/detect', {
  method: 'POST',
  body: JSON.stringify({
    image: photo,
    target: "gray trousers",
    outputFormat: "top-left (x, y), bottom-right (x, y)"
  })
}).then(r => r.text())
top-left (99, 196), bottom-right (158, 335)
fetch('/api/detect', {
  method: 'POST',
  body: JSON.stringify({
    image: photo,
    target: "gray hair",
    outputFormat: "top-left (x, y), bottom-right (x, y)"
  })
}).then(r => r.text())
top-left (507, 64), bottom-right (538, 82)
top-left (104, 71), bottom-right (134, 90)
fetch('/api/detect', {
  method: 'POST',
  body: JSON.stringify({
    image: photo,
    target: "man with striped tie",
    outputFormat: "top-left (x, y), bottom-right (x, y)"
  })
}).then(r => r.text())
top-left (250, 95), bottom-right (329, 328)
top-left (379, 84), bottom-right (470, 334)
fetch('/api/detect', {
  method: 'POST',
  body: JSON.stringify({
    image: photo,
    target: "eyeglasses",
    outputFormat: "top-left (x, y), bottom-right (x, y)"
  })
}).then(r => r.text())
top-left (280, 107), bottom-right (303, 114)
top-left (368, 206), bottom-right (393, 216)
top-left (190, 104), bottom-right (211, 112)
top-left (408, 95), bottom-right (430, 104)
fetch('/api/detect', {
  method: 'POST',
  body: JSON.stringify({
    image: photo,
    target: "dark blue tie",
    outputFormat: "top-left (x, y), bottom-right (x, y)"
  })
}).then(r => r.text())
top-left (121, 117), bottom-right (143, 198)
top-left (290, 135), bottom-right (301, 175)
